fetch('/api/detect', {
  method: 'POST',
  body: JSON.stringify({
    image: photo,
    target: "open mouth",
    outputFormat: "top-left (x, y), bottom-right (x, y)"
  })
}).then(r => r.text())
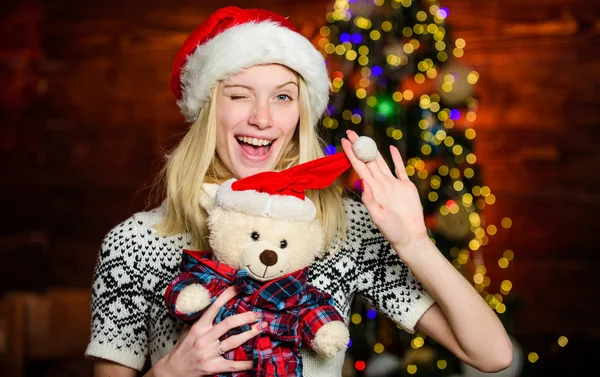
top-left (236, 136), bottom-right (275, 158)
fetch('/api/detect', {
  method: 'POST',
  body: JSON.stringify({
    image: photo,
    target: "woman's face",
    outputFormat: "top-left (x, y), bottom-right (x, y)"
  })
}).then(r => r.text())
top-left (216, 64), bottom-right (300, 179)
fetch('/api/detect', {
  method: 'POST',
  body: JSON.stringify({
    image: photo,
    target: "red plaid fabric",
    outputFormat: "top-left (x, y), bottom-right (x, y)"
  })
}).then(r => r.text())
top-left (165, 250), bottom-right (347, 376)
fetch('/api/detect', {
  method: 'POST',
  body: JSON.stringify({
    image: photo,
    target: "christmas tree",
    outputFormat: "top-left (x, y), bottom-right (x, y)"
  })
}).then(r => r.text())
top-left (317, 1), bottom-right (522, 376)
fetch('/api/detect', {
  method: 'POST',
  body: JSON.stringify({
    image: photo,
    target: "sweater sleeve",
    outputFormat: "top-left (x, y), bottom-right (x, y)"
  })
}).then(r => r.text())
top-left (350, 201), bottom-right (436, 334)
top-left (84, 215), bottom-right (149, 371)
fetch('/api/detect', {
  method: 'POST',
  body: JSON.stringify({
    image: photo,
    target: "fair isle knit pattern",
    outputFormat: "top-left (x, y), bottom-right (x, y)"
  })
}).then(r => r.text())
top-left (85, 198), bottom-right (436, 375)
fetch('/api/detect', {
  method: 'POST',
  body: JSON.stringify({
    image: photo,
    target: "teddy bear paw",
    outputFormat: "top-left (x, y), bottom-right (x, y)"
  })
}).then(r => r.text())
top-left (311, 321), bottom-right (350, 358)
top-left (174, 284), bottom-right (211, 314)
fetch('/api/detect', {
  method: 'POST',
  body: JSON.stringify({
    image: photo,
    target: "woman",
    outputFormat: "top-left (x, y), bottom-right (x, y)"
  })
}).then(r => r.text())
top-left (86, 6), bottom-right (513, 377)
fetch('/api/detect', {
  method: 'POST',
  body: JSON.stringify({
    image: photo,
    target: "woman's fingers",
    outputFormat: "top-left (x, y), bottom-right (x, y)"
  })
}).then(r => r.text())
top-left (373, 152), bottom-right (395, 178)
top-left (197, 358), bottom-right (254, 375)
top-left (221, 360), bottom-right (254, 373)
top-left (390, 145), bottom-right (409, 180)
top-left (361, 179), bottom-right (377, 209)
top-left (341, 137), bottom-right (373, 182)
top-left (167, 287), bottom-right (261, 375)
top-left (210, 310), bottom-right (264, 341)
top-left (345, 130), bottom-right (394, 178)
top-left (220, 320), bottom-right (268, 352)
top-left (205, 285), bottom-right (238, 321)
top-left (191, 286), bottom-right (238, 333)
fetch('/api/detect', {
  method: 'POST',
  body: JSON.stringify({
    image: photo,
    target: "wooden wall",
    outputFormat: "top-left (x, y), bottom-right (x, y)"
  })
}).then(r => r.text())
top-left (1, 0), bottom-right (598, 375)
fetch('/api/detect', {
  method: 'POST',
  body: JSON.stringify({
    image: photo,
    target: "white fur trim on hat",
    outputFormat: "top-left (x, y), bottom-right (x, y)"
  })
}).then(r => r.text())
top-left (178, 21), bottom-right (331, 126)
top-left (215, 179), bottom-right (317, 222)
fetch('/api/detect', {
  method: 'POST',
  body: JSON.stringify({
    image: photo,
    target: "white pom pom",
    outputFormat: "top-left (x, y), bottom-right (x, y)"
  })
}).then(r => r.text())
top-left (352, 136), bottom-right (378, 162)
top-left (175, 284), bottom-right (210, 314)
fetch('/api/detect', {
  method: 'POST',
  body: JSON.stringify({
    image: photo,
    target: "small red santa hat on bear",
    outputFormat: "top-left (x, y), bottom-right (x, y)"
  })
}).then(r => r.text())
top-left (171, 6), bottom-right (330, 126)
top-left (210, 136), bottom-right (378, 222)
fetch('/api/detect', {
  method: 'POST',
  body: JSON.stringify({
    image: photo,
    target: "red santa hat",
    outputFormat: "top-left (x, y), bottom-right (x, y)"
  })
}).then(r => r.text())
top-left (171, 6), bottom-right (331, 126)
top-left (214, 152), bottom-right (353, 222)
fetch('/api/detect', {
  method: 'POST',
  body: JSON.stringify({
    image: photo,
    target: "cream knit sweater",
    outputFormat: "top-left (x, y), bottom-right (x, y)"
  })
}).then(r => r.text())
top-left (85, 198), bottom-right (435, 376)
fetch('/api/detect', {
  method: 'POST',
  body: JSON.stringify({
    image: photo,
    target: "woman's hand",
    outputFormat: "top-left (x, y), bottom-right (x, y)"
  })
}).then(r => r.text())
top-left (154, 286), bottom-right (266, 377)
top-left (341, 129), bottom-right (428, 248)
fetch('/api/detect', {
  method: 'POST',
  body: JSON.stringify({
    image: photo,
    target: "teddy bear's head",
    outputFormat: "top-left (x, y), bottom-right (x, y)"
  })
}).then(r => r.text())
top-left (198, 141), bottom-right (378, 282)
top-left (200, 179), bottom-right (324, 282)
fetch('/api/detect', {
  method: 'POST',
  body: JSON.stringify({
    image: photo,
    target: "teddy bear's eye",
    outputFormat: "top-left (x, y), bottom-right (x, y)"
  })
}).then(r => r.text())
top-left (250, 231), bottom-right (260, 241)
top-left (280, 239), bottom-right (288, 249)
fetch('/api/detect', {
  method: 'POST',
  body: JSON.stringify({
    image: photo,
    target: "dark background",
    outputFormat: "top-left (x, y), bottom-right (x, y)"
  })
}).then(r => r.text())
top-left (1, 0), bottom-right (599, 376)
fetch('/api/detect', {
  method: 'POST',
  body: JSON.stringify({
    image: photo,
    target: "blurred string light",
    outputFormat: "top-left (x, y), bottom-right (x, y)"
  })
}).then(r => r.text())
top-left (320, 0), bottom-right (569, 373)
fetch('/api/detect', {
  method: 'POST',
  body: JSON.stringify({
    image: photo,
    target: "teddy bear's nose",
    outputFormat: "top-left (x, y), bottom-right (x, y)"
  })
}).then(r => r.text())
top-left (259, 249), bottom-right (278, 266)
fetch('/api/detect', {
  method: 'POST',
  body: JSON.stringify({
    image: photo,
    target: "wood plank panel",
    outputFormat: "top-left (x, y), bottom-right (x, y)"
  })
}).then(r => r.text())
top-left (442, 0), bottom-right (600, 132)
top-left (476, 195), bottom-right (600, 256)
top-left (474, 130), bottom-right (600, 193)
top-left (508, 259), bottom-right (600, 337)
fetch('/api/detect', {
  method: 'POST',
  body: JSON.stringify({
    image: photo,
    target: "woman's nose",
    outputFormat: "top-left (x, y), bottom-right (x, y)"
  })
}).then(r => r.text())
top-left (249, 102), bottom-right (273, 129)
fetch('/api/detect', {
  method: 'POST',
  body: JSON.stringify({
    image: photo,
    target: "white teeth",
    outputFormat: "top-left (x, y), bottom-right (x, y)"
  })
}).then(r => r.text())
top-left (237, 136), bottom-right (273, 146)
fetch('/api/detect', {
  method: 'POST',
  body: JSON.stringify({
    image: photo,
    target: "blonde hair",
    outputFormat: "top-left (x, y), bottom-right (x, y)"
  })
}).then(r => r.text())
top-left (153, 76), bottom-right (347, 253)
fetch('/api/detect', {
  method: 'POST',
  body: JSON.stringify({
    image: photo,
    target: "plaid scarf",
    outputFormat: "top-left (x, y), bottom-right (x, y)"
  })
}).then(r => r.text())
top-left (165, 250), bottom-right (346, 377)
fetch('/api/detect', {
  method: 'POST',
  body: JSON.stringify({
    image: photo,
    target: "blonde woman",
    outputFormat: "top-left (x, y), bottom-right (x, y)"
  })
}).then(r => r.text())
top-left (86, 6), bottom-right (513, 377)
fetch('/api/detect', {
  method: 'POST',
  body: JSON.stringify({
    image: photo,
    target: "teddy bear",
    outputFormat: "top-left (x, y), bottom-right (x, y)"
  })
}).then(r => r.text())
top-left (164, 137), bottom-right (377, 377)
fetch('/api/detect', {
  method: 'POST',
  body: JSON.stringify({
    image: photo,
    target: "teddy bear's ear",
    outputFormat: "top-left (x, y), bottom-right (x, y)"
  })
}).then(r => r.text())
top-left (199, 183), bottom-right (220, 213)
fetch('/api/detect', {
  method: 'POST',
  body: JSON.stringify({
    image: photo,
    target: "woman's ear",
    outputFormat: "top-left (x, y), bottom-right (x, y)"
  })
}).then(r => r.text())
top-left (199, 183), bottom-right (220, 213)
